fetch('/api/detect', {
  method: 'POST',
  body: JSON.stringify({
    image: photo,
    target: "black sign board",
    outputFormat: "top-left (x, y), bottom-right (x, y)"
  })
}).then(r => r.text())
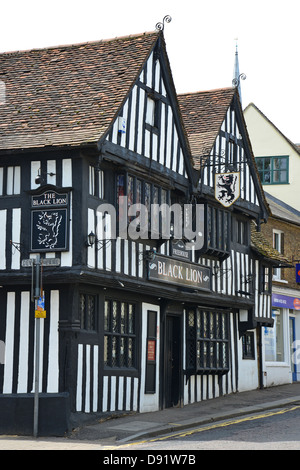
top-left (32, 190), bottom-right (68, 208)
top-left (171, 240), bottom-right (190, 260)
top-left (148, 254), bottom-right (211, 291)
top-left (30, 189), bottom-right (69, 252)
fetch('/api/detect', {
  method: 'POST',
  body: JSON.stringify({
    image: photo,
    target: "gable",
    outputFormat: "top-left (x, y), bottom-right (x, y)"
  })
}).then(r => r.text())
top-left (244, 103), bottom-right (300, 157)
top-left (178, 88), bottom-right (269, 217)
top-left (102, 45), bottom-right (193, 183)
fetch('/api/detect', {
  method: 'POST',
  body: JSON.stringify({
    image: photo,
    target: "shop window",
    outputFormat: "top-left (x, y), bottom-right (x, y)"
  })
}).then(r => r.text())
top-left (186, 309), bottom-right (229, 374)
top-left (264, 309), bottom-right (284, 362)
top-left (80, 293), bottom-right (97, 331)
top-left (242, 332), bottom-right (255, 359)
top-left (104, 300), bottom-right (136, 369)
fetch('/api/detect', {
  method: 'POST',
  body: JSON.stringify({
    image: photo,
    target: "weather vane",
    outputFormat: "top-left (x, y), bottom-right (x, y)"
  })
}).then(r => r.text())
top-left (155, 15), bottom-right (172, 31)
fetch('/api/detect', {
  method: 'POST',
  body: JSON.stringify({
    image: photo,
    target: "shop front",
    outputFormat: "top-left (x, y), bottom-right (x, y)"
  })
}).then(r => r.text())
top-left (263, 290), bottom-right (300, 385)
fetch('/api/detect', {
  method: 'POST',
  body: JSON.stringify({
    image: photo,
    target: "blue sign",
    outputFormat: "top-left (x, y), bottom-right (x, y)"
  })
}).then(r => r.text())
top-left (296, 264), bottom-right (300, 283)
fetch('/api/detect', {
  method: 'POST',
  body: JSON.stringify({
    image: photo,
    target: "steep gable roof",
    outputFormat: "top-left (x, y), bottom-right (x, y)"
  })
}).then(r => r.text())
top-left (177, 87), bottom-right (236, 169)
top-left (0, 31), bottom-right (160, 151)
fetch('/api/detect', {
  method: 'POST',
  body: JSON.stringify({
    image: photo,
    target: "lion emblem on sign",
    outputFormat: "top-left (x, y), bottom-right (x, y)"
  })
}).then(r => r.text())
top-left (215, 172), bottom-right (240, 207)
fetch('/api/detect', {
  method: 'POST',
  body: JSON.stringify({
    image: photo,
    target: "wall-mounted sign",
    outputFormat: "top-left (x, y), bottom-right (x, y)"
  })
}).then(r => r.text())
top-left (147, 340), bottom-right (156, 361)
top-left (272, 293), bottom-right (300, 311)
top-left (296, 264), bottom-right (300, 283)
top-left (30, 189), bottom-right (69, 252)
top-left (32, 190), bottom-right (68, 207)
top-left (215, 172), bottom-right (240, 207)
top-left (171, 240), bottom-right (190, 260)
top-left (148, 254), bottom-right (211, 291)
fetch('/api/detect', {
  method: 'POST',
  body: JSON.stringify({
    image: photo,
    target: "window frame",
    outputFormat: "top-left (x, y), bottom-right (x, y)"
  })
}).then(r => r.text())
top-left (242, 332), bottom-right (255, 360)
top-left (273, 229), bottom-right (284, 281)
top-left (116, 172), bottom-right (170, 237)
top-left (79, 293), bottom-right (98, 332)
top-left (186, 308), bottom-right (229, 375)
top-left (104, 299), bottom-right (137, 370)
top-left (256, 156), bottom-right (289, 185)
top-left (89, 165), bottom-right (104, 199)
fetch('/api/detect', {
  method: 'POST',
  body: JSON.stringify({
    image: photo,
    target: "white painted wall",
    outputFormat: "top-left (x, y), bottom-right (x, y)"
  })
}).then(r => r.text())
top-left (244, 104), bottom-right (300, 212)
top-left (139, 303), bottom-right (160, 413)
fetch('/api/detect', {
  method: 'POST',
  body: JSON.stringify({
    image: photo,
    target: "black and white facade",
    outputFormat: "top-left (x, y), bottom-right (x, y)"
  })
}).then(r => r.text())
top-left (0, 31), bottom-right (279, 435)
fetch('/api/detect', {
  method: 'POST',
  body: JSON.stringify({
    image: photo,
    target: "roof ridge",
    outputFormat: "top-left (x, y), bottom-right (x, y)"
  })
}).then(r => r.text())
top-left (178, 87), bottom-right (234, 97)
top-left (0, 30), bottom-right (159, 56)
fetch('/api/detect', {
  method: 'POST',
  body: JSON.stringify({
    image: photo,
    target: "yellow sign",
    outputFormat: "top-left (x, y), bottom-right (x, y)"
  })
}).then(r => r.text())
top-left (35, 309), bottom-right (46, 318)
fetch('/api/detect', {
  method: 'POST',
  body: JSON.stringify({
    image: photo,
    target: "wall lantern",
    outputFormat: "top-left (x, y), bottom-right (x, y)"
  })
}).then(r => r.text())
top-left (86, 231), bottom-right (96, 247)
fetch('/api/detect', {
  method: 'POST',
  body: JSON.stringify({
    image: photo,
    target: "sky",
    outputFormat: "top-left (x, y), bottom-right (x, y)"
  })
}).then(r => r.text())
top-left (1, 0), bottom-right (299, 143)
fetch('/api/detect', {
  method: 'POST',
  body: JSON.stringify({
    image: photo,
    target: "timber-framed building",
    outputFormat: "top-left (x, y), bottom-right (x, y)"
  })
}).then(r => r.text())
top-left (0, 30), bottom-right (285, 435)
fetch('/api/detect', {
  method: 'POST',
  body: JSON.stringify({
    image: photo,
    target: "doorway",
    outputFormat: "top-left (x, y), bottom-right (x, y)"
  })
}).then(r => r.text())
top-left (289, 316), bottom-right (297, 382)
top-left (164, 315), bottom-right (181, 408)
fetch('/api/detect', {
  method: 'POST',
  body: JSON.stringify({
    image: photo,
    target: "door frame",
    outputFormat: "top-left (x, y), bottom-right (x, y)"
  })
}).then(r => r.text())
top-left (289, 316), bottom-right (297, 382)
top-left (161, 311), bottom-right (183, 409)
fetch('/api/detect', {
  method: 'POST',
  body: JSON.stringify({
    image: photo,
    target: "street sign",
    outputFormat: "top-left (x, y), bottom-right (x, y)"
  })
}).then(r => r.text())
top-left (22, 258), bottom-right (60, 267)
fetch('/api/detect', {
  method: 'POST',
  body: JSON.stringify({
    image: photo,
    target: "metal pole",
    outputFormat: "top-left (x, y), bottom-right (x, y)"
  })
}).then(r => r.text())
top-left (33, 255), bottom-right (40, 438)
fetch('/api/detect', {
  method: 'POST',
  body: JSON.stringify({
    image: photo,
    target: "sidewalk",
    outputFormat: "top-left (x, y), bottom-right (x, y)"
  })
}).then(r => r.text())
top-left (67, 382), bottom-right (300, 445)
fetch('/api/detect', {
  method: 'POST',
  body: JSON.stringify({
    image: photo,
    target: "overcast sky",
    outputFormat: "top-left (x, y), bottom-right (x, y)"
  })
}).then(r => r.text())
top-left (1, 0), bottom-right (299, 143)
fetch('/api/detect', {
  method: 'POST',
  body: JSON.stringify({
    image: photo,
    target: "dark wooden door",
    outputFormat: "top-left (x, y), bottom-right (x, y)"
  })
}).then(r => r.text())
top-left (165, 315), bottom-right (181, 408)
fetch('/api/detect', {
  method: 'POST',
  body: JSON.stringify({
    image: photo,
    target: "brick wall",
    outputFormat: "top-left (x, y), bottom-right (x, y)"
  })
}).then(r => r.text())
top-left (261, 217), bottom-right (300, 291)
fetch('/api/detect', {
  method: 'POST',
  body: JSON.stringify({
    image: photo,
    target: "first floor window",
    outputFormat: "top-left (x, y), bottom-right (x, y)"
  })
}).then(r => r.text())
top-left (104, 300), bottom-right (136, 368)
top-left (186, 309), bottom-right (229, 373)
top-left (256, 156), bottom-right (289, 184)
top-left (89, 165), bottom-right (104, 198)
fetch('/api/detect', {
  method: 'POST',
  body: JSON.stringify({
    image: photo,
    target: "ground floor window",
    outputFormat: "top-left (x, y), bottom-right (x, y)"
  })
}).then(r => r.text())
top-left (80, 293), bottom-right (97, 331)
top-left (104, 299), bottom-right (136, 368)
top-left (264, 308), bottom-right (284, 362)
top-left (186, 308), bottom-right (229, 373)
top-left (242, 332), bottom-right (255, 359)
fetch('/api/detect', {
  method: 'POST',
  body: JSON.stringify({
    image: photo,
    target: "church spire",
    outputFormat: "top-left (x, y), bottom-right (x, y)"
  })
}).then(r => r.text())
top-left (232, 39), bottom-right (246, 105)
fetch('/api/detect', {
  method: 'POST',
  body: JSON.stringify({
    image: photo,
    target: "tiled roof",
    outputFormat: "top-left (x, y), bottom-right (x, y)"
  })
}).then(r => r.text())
top-left (177, 88), bottom-right (236, 169)
top-left (265, 192), bottom-right (300, 226)
top-left (251, 223), bottom-right (292, 267)
top-left (0, 31), bottom-right (160, 151)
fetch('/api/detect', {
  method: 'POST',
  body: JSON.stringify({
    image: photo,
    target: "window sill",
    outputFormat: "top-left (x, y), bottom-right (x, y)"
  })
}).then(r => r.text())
top-left (272, 278), bottom-right (288, 284)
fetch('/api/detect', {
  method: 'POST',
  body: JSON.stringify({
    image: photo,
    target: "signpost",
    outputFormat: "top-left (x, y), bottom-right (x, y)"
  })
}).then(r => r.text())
top-left (22, 256), bottom-right (60, 437)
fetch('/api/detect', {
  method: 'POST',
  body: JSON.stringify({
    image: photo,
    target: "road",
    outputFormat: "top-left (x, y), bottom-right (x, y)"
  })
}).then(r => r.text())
top-left (114, 404), bottom-right (300, 451)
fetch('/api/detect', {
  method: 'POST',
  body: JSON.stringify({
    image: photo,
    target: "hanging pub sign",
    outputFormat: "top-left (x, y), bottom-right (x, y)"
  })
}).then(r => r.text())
top-left (148, 254), bottom-right (211, 291)
top-left (215, 172), bottom-right (240, 207)
top-left (30, 189), bottom-right (69, 252)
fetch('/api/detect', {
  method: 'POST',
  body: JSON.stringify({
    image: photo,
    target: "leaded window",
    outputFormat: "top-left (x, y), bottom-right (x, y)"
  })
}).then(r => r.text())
top-left (186, 309), bottom-right (229, 374)
top-left (80, 293), bottom-right (97, 331)
top-left (104, 300), bottom-right (136, 368)
top-left (199, 205), bottom-right (230, 258)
